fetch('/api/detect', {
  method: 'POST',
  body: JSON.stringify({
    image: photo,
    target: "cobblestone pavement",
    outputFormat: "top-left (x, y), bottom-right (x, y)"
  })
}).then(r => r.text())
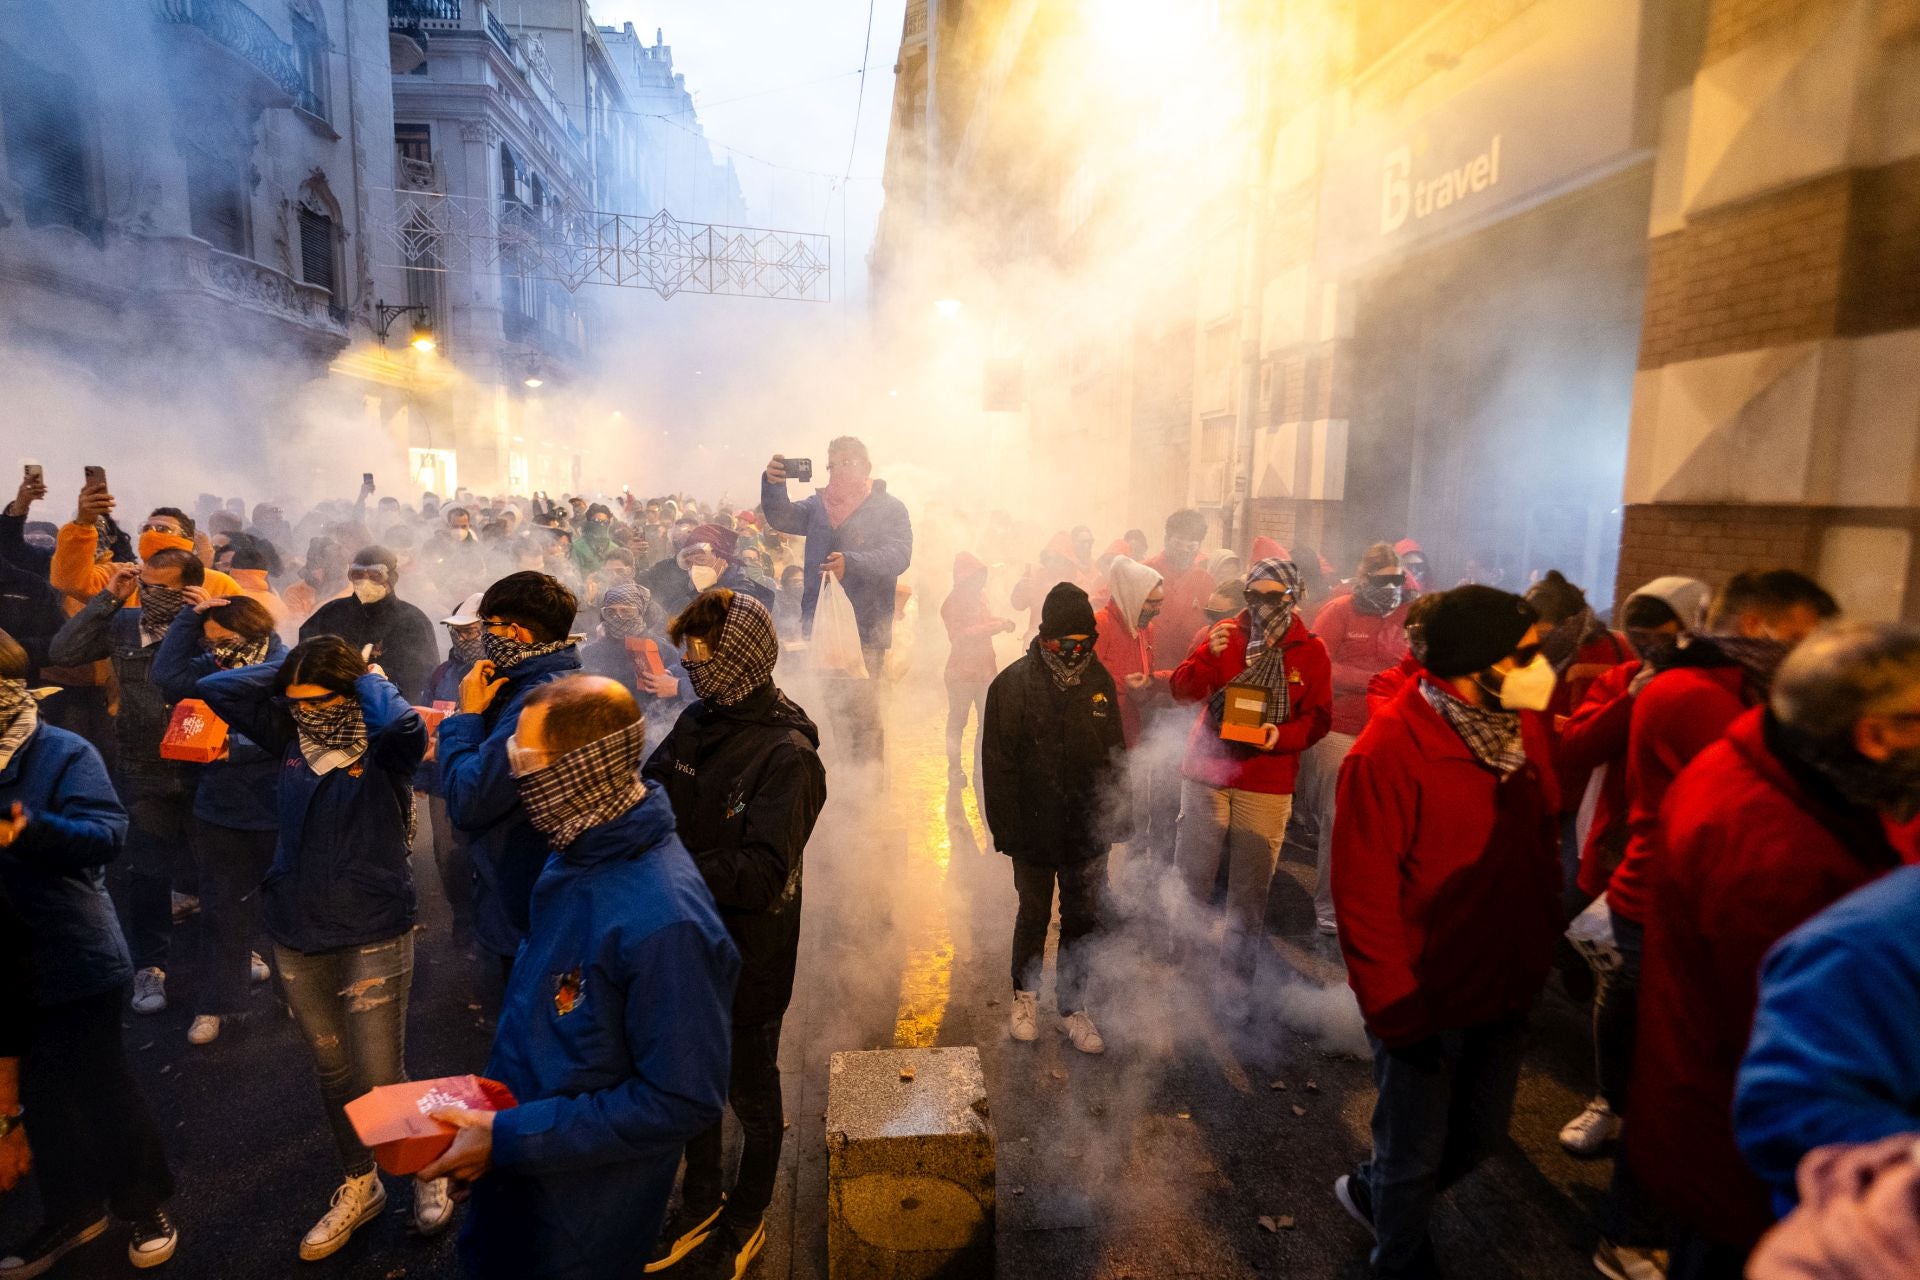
top-left (2, 684), bottom-right (1606, 1278)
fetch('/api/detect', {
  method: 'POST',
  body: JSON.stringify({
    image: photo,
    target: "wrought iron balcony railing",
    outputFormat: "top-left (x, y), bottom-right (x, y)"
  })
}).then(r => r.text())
top-left (388, 0), bottom-right (460, 24)
top-left (155, 0), bottom-right (305, 100)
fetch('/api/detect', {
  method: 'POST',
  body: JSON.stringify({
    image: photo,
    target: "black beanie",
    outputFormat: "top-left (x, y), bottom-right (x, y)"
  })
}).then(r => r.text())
top-left (1420, 585), bottom-right (1538, 678)
top-left (1038, 581), bottom-right (1098, 639)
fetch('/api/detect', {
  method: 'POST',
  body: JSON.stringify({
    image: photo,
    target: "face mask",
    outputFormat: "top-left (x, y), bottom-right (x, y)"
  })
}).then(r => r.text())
top-left (138, 529), bottom-right (189, 562)
top-left (688, 564), bottom-right (718, 591)
top-left (484, 630), bottom-right (569, 670)
top-left (1138, 604), bottom-right (1162, 629)
top-left (289, 699), bottom-right (363, 750)
top-left (1353, 578), bottom-right (1403, 616)
top-left (1492, 653), bottom-right (1557, 712)
top-left (1247, 597), bottom-right (1294, 641)
top-left (139, 584), bottom-right (188, 634)
top-left (448, 627), bottom-right (485, 664)
top-left (352, 581), bottom-right (390, 605)
top-left (585, 521), bottom-right (612, 544)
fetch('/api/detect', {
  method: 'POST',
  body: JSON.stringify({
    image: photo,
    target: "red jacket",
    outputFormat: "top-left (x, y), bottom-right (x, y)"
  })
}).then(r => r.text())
top-left (941, 554), bottom-right (1003, 684)
top-left (1169, 613), bottom-right (1331, 795)
top-left (1556, 659), bottom-right (1639, 898)
top-left (1311, 594), bottom-right (1411, 736)
top-left (1628, 708), bottom-right (1908, 1250)
top-left (1145, 552), bottom-right (1215, 672)
top-left (1553, 630), bottom-right (1632, 723)
top-left (1333, 679), bottom-right (1561, 1048)
top-left (1093, 597), bottom-right (1166, 749)
top-left (1607, 663), bottom-right (1754, 922)
top-left (1367, 652), bottom-right (1422, 717)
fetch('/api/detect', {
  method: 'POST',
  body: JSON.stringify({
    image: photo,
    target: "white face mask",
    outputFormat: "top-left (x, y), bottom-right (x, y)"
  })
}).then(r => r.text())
top-left (688, 564), bottom-right (718, 591)
top-left (352, 581), bottom-right (391, 605)
top-left (1496, 653), bottom-right (1556, 712)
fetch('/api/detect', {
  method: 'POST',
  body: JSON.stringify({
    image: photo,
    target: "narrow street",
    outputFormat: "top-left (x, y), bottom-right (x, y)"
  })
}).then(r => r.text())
top-left (5, 679), bottom-right (1607, 1279)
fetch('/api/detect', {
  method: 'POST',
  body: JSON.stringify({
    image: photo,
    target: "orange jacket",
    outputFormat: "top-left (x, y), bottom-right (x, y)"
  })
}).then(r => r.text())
top-left (51, 522), bottom-right (242, 605)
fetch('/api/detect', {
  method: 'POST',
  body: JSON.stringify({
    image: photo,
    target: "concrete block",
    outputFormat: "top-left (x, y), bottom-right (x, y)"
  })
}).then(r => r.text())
top-left (826, 1046), bottom-right (995, 1279)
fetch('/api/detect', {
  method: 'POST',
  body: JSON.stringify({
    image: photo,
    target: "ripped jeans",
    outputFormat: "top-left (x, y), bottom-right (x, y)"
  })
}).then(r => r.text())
top-left (275, 934), bottom-right (415, 1177)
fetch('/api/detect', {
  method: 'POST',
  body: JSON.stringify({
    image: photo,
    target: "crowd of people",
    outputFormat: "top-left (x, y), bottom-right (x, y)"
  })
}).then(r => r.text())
top-left (2, 441), bottom-right (1919, 1280)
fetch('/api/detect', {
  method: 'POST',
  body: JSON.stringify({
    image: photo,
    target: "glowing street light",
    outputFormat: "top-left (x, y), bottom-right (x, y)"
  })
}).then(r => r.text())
top-left (934, 298), bottom-right (963, 318)
top-left (523, 376), bottom-right (544, 389)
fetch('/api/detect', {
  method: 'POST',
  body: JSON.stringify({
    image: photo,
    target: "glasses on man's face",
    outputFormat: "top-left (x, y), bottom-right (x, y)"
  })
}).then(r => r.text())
top-left (601, 606), bottom-right (639, 623)
top-left (505, 733), bottom-right (555, 777)
top-left (141, 521), bottom-right (178, 536)
top-left (482, 619), bottom-right (519, 637)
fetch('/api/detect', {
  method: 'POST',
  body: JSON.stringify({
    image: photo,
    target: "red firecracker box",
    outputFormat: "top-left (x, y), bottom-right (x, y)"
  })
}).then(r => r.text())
top-left (345, 1075), bottom-right (518, 1176)
top-left (413, 704), bottom-right (452, 735)
top-left (624, 635), bottom-right (668, 677)
top-left (159, 699), bottom-right (229, 763)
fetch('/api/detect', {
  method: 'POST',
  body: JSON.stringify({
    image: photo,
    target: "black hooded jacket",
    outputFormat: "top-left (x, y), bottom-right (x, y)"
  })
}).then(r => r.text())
top-left (300, 592), bottom-right (439, 703)
top-left (643, 683), bottom-right (826, 1025)
top-left (982, 641), bottom-right (1129, 867)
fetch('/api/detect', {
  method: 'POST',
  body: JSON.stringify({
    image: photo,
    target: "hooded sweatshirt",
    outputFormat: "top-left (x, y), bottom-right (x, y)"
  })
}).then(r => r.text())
top-left (941, 552), bottom-right (1002, 684)
top-left (1094, 556), bottom-right (1166, 748)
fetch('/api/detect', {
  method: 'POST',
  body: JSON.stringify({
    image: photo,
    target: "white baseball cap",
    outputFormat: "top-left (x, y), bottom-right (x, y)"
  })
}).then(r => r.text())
top-left (442, 592), bottom-right (485, 626)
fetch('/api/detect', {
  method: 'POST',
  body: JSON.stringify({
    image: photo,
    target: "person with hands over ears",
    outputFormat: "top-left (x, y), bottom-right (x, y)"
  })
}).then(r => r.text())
top-left (1169, 557), bottom-right (1332, 1007)
top-left (436, 572), bottom-right (583, 978)
top-left (151, 592), bottom-right (285, 1047)
top-left (196, 636), bottom-right (447, 1260)
top-left (49, 547), bottom-right (209, 1016)
top-left (1328, 586), bottom-right (1561, 1280)
top-left (0, 628), bottom-right (180, 1276)
top-left (421, 675), bottom-right (738, 1280)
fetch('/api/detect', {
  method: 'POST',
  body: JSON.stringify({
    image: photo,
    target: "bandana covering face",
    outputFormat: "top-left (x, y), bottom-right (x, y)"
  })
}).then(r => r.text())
top-left (1352, 578), bottom-right (1403, 618)
top-left (448, 627), bottom-right (485, 664)
top-left (290, 700), bottom-right (367, 774)
top-left (819, 468), bottom-right (874, 530)
top-left (1781, 728), bottom-right (1920, 825)
top-left (210, 634), bottom-right (271, 669)
top-left (1542, 607), bottom-right (1606, 674)
top-left (1037, 637), bottom-right (1096, 690)
top-left (484, 631), bottom-right (573, 671)
top-left (0, 678), bottom-right (38, 773)
top-left (684, 592), bottom-right (779, 707)
top-left (1208, 558), bottom-right (1299, 732)
top-left (139, 585), bottom-right (189, 638)
top-left (515, 718), bottom-right (649, 849)
top-left (1421, 678), bottom-right (1527, 776)
top-left (599, 583), bottom-right (652, 640)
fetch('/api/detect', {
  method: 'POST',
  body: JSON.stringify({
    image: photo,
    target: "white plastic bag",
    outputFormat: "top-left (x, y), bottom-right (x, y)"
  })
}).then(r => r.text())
top-left (1566, 892), bottom-right (1622, 976)
top-left (812, 572), bottom-right (869, 678)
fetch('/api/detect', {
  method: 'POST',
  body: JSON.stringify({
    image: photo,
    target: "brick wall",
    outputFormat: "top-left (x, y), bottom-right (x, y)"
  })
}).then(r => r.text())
top-left (1637, 173), bottom-right (1850, 368)
top-left (1613, 502), bottom-right (1819, 609)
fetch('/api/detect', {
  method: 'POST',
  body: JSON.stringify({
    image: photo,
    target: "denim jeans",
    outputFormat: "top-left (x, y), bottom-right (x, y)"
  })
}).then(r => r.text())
top-left (275, 933), bottom-right (415, 1177)
top-left (682, 1017), bottom-right (786, 1231)
top-left (191, 818), bottom-right (275, 1018)
top-left (1011, 854), bottom-right (1110, 1012)
top-left (1174, 780), bottom-right (1293, 987)
top-left (1356, 1018), bottom-right (1528, 1278)
top-left (22, 985), bottom-right (176, 1226)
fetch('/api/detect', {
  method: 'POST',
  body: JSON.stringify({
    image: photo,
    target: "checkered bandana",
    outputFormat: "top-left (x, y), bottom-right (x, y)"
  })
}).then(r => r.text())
top-left (1421, 678), bottom-right (1527, 777)
top-left (484, 632), bottom-right (574, 671)
top-left (514, 717), bottom-right (649, 849)
top-left (0, 678), bottom-right (37, 773)
top-left (210, 634), bottom-right (272, 669)
top-left (1207, 557), bottom-right (1298, 732)
top-left (684, 592), bottom-right (778, 707)
top-left (139, 586), bottom-right (189, 640)
top-left (291, 701), bottom-right (368, 775)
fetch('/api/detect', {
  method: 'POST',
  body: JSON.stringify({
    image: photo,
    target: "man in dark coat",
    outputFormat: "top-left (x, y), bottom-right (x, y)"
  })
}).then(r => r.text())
top-left (642, 588), bottom-right (826, 1280)
top-left (982, 582), bottom-right (1126, 1057)
top-left (297, 545), bottom-right (439, 702)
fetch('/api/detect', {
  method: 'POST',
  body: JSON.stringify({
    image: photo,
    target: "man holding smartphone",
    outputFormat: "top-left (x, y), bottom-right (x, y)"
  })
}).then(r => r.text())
top-left (761, 438), bottom-right (912, 764)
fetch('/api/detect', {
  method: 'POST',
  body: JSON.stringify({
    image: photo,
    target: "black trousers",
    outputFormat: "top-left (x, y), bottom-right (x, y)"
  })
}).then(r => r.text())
top-left (190, 818), bottom-right (275, 1017)
top-left (119, 769), bottom-right (194, 971)
top-left (682, 1017), bottom-right (785, 1230)
top-left (1011, 854), bottom-right (1109, 1012)
top-left (22, 985), bottom-right (175, 1225)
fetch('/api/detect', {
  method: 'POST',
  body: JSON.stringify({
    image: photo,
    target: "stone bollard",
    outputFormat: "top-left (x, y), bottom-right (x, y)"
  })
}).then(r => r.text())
top-left (826, 1046), bottom-right (995, 1279)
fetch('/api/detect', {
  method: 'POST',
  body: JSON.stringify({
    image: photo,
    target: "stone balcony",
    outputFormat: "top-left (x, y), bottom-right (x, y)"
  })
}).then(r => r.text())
top-left (154, 0), bottom-right (304, 107)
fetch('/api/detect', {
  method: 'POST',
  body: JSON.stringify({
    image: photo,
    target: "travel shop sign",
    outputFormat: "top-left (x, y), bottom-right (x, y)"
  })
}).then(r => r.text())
top-left (1316, 0), bottom-right (1642, 272)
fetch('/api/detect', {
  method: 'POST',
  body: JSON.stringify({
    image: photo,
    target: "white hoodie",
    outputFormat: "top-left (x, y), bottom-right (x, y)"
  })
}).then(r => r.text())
top-left (1105, 556), bottom-right (1164, 638)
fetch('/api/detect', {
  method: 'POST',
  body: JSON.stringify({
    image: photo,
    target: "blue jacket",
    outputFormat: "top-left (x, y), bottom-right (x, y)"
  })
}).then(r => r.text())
top-left (1736, 861), bottom-right (1920, 1213)
top-left (152, 610), bottom-right (288, 831)
top-left (438, 646), bottom-right (582, 957)
top-left (760, 476), bottom-right (912, 651)
top-left (460, 789), bottom-right (739, 1280)
top-left (0, 722), bottom-right (131, 1006)
top-left (198, 667), bottom-right (427, 953)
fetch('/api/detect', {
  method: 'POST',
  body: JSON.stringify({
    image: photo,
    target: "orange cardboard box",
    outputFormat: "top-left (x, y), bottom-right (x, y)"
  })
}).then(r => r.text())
top-left (1217, 683), bottom-right (1271, 746)
top-left (345, 1075), bottom-right (518, 1176)
top-left (624, 635), bottom-right (668, 678)
top-left (413, 704), bottom-right (452, 735)
top-left (159, 699), bottom-right (229, 763)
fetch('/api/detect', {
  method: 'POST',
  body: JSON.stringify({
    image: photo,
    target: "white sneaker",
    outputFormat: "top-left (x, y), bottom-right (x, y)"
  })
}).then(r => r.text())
top-left (1315, 914), bottom-right (1339, 936)
top-left (1593, 1239), bottom-right (1668, 1280)
top-left (250, 951), bottom-right (270, 984)
top-left (131, 967), bottom-right (167, 1015)
top-left (299, 1171), bottom-right (386, 1262)
top-left (1009, 990), bottom-right (1038, 1042)
top-left (1559, 1097), bottom-right (1623, 1157)
top-left (410, 1177), bottom-right (455, 1237)
top-left (1060, 1009), bottom-right (1106, 1055)
top-left (187, 1015), bottom-right (221, 1046)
